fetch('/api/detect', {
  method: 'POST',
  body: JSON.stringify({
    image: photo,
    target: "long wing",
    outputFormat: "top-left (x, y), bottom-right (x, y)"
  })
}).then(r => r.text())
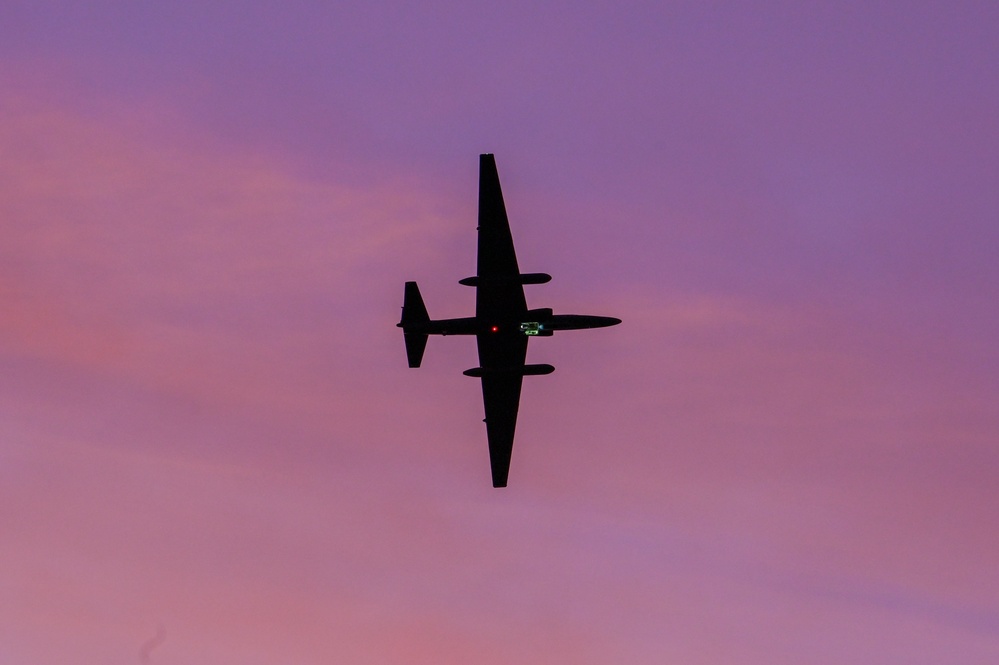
top-left (476, 154), bottom-right (527, 320)
top-left (477, 334), bottom-right (528, 487)
top-left (475, 154), bottom-right (529, 487)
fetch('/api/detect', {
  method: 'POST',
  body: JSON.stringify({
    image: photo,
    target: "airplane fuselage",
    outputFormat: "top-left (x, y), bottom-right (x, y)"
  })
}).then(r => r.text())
top-left (397, 312), bottom-right (621, 337)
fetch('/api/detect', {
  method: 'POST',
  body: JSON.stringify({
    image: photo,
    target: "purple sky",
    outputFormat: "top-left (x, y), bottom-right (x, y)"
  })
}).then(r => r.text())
top-left (2, 2), bottom-right (997, 663)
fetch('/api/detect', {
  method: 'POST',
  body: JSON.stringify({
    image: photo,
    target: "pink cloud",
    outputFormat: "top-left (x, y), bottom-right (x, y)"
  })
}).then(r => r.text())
top-left (2, 23), bottom-right (997, 660)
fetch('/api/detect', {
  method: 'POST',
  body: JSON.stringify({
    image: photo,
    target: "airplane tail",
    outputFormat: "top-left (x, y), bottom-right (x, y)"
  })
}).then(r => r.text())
top-left (400, 281), bottom-right (430, 368)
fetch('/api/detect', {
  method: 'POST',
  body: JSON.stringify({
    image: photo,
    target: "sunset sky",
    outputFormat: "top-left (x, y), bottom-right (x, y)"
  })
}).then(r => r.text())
top-left (2, 2), bottom-right (997, 663)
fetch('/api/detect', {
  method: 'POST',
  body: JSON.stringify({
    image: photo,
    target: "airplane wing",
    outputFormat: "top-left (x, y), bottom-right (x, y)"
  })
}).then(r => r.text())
top-left (475, 154), bottom-right (529, 487)
top-left (476, 335), bottom-right (528, 487)
top-left (476, 154), bottom-right (527, 320)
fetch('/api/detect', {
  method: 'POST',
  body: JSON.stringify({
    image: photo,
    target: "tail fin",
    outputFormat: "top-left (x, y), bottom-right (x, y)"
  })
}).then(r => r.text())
top-left (400, 281), bottom-right (430, 368)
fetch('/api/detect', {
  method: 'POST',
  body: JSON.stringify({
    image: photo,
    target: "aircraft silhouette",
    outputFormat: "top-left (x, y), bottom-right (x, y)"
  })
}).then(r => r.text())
top-left (398, 154), bottom-right (621, 487)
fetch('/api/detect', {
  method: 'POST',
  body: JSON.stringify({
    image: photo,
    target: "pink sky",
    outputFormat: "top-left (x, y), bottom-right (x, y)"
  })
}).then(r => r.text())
top-left (2, 3), bottom-right (997, 663)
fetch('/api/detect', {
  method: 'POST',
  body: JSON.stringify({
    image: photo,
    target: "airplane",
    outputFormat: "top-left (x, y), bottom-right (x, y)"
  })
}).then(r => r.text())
top-left (398, 154), bottom-right (621, 488)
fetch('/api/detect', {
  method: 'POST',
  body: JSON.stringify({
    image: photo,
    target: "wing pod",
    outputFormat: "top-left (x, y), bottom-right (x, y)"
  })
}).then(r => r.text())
top-left (458, 273), bottom-right (551, 286)
top-left (463, 363), bottom-right (555, 377)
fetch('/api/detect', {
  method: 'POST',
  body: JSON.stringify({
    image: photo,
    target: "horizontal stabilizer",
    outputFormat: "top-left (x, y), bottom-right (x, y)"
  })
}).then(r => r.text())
top-left (463, 363), bottom-right (554, 377)
top-left (459, 273), bottom-right (551, 287)
top-left (404, 332), bottom-right (429, 368)
top-left (399, 281), bottom-right (429, 325)
top-left (400, 282), bottom-right (430, 367)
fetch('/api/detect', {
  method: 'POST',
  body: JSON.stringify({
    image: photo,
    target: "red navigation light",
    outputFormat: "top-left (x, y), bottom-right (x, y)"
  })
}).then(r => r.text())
top-left (491, 325), bottom-right (499, 332)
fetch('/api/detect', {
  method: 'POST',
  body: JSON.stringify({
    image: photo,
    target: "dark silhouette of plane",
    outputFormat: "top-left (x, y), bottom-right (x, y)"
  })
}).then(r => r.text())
top-left (398, 154), bottom-right (621, 487)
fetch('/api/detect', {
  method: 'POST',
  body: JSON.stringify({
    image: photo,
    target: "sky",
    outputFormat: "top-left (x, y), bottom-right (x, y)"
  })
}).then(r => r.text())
top-left (1, 2), bottom-right (997, 663)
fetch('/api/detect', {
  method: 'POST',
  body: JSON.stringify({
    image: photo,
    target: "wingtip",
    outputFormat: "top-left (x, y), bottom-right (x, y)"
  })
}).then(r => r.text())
top-left (491, 468), bottom-right (509, 488)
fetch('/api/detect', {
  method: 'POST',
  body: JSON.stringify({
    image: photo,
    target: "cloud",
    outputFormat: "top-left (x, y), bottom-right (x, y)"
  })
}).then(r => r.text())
top-left (138, 625), bottom-right (165, 663)
top-left (0, 83), bottom-right (458, 415)
top-left (2, 47), bottom-right (997, 664)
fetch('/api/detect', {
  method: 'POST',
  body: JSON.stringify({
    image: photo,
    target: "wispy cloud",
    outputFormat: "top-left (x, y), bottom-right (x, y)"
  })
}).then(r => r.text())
top-left (138, 625), bottom-right (165, 663)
